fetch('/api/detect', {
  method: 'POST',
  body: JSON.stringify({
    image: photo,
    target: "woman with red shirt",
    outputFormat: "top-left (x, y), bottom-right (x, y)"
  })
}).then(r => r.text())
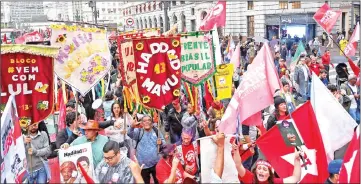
top-left (309, 56), bottom-right (323, 76)
top-left (232, 143), bottom-right (301, 183)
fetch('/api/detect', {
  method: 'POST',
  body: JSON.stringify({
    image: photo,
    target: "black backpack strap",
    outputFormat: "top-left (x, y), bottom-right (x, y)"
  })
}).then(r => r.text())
top-left (135, 129), bottom-right (144, 150)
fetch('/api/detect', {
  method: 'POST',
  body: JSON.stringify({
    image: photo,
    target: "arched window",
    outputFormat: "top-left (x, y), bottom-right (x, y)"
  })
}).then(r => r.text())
top-left (140, 19), bottom-right (143, 29)
top-left (173, 15), bottom-right (178, 32)
top-left (160, 16), bottom-right (164, 33)
top-left (154, 17), bottom-right (157, 28)
top-left (159, 2), bottom-right (163, 10)
top-left (136, 19), bottom-right (139, 29)
top-left (201, 11), bottom-right (207, 20)
top-left (144, 18), bottom-right (148, 28)
top-left (149, 17), bottom-right (152, 28)
top-left (153, 2), bottom-right (156, 10)
top-left (181, 14), bottom-right (186, 32)
top-left (136, 6), bottom-right (138, 14)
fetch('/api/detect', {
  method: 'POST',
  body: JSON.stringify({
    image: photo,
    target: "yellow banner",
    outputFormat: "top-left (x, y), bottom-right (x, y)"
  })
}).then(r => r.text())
top-left (214, 64), bottom-right (234, 100)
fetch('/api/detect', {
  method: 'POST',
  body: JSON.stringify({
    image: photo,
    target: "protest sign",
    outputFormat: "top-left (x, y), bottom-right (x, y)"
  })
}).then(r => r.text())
top-left (1, 95), bottom-right (27, 184)
top-left (214, 64), bottom-right (233, 100)
top-left (58, 143), bottom-right (94, 183)
top-left (199, 135), bottom-right (239, 183)
top-left (1, 44), bottom-right (58, 125)
top-left (133, 36), bottom-right (181, 109)
top-left (118, 39), bottom-right (136, 86)
top-left (277, 119), bottom-right (304, 147)
top-left (50, 25), bottom-right (112, 96)
top-left (181, 34), bottom-right (215, 85)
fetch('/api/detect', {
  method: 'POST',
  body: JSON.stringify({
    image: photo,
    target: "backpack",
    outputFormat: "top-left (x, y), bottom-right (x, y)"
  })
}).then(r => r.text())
top-left (135, 127), bottom-right (159, 150)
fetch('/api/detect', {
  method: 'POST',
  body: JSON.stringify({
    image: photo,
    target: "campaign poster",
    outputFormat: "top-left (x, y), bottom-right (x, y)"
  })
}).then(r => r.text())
top-left (277, 119), bottom-right (304, 147)
top-left (181, 34), bottom-right (215, 85)
top-left (1, 44), bottom-right (58, 125)
top-left (1, 95), bottom-right (27, 184)
top-left (58, 143), bottom-right (94, 183)
top-left (50, 25), bottom-right (112, 96)
top-left (214, 64), bottom-right (234, 100)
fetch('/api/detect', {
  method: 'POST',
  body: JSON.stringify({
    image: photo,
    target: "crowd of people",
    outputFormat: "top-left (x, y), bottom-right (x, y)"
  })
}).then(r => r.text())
top-left (21, 29), bottom-right (359, 184)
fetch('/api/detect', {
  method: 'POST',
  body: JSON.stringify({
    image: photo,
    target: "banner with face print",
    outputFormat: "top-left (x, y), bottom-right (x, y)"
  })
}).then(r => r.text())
top-left (1, 95), bottom-right (27, 184)
top-left (58, 143), bottom-right (94, 184)
top-left (50, 25), bottom-right (112, 96)
top-left (133, 36), bottom-right (182, 109)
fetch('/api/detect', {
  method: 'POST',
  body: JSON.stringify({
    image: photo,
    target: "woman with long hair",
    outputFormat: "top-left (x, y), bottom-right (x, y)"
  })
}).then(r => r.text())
top-left (104, 101), bottom-right (130, 143)
top-left (266, 96), bottom-right (289, 130)
top-left (232, 142), bottom-right (301, 184)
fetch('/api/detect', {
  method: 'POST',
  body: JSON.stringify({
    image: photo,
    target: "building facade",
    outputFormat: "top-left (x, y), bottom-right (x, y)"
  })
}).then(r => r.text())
top-left (225, 1), bottom-right (356, 41)
top-left (8, 2), bottom-right (44, 25)
top-left (119, 1), bottom-right (215, 33)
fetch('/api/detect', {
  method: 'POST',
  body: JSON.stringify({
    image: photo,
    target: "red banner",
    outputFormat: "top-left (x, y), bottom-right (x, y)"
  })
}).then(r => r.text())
top-left (133, 36), bottom-right (181, 109)
top-left (15, 31), bottom-right (44, 44)
top-left (313, 3), bottom-right (341, 33)
top-left (1, 52), bottom-right (54, 125)
top-left (199, 1), bottom-right (227, 31)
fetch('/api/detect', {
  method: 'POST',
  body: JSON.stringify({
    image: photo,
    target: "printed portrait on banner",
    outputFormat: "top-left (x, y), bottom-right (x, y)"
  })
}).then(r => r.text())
top-left (214, 64), bottom-right (234, 100)
top-left (1, 44), bottom-right (57, 125)
top-left (58, 143), bottom-right (94, 184)
top-left (181, 34), bottom-right (215, 85)
top-left (133, 36), bottom-right (182, 109)
top-left (1, 95), bottom-right (27, 184)
top-left (50, 25), bottom-right (112, 96)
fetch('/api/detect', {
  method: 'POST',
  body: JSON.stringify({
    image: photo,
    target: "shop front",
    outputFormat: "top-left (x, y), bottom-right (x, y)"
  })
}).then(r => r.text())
top-left (265, 13), bottom-right (316, 43)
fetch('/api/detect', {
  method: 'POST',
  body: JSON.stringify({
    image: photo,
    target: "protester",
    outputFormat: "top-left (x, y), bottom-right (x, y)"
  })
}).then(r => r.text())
top-left (321, 49), bottom-right (331, 81)
top-left (266, 96), bottom-right (289, 130)
top-left (128, 114), bottom-right (164, 184)
top-left (24, 122), bottom-right (52, 183)
top-left (325, 159), bottom-right (343, 183)
top-left (294, 55), bottom-right (311, 102)
top-left (103, 91), bottom-right (115, 119)
top-left (165, 98), bottom-right (187, 144)
top-left (95, 140), bottom-right (134, 183)
top-left (56, 112), bottom-right (83, 149)
top-left (232, 143), bottom-right (302, 183)
top-left (105, 101), bottom-right (131, 145)
top-left (175, 128), bottom-right (199, 177)
top-left (319, 69), bottom-right (329, 86)
top-left (327, 84), bottom-right (343, 104)
top-left (181, 104), bottom-right (200, 138)
top-left (279, 80), bottom-right (296, 112)
top-left (278, 58), bottom-right (287, 78)
top-left (70, 120), bottom-right (109, 168)
top-left (340, 74), bottom-right (360, 122)
top-left (156, 144), bottom-right (186, 183)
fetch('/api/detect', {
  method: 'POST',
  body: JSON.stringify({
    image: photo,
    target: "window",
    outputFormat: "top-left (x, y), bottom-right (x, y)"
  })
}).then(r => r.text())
top-left (248, 1), bottom-right (254, 10)
top-left (191, 20), bottom-right (196, 31)
top-left (172, 1), bottom-right (176, 6)
top-left (102, 8), bottom-right (105, 12)
top-left (113, 8), bottom-right (116, 13)
top-left (279, 1), bottom-right (288, 9)
top-left (153, 3), bottom-right (156, 10)
top-left (180, 1), bottom-right (185, 4)
top-left (247, 16), bottom-right (254, 37)
top-left (159, 2), bottom-right (163, 10)
top-left (136, 7), bottom-right (138, 13)
top-left (129, 9), bottom-right (131, 14)
top-left (191, 8), bottom-right (195, 15)
top-left (291, 1), bottom-right (301, 9)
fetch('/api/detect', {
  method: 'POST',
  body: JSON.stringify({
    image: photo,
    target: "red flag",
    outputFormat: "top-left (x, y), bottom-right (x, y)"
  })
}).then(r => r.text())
top-left (339, 125), bottom-right (360, 183)
top-left (199, 1), bottom-right (226, 31)
top-left (77, 162), bottom-right (95, 184)
top-left (219, 44), bottom-right (281, 133)
top-left (204, 81), bottom-right (214, 110)
top-left (257, 102), bottom-right (328, 183)
top-left (313, 3), bottom-right (341, 33)
top-left (344, 22), bottom-right (360, 57)
top-left (58, 96), bottom-right (66, 130)
top-left (3, 34), bottom-right (7, 43)
top-left (15, 31), bottom-right (44, 44)
top-left (347, 58), bottom-right (360, 77)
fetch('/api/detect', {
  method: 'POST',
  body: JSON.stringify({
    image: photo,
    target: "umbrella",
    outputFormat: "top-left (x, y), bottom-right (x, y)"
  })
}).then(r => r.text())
top-left (252, 36), bottom-right (268, 43)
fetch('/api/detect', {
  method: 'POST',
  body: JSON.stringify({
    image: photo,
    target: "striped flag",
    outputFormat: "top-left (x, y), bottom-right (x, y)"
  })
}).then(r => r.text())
top-left (290, 41), bottom-right (306, 70)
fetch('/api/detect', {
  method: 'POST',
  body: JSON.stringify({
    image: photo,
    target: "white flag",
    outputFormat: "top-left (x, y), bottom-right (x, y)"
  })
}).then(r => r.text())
top-left (199, 135), bottom-right (239, 183)
top-left (212, 25), bottom-right (223, 65)
top-left (310, 73), bottom-right (358, 163)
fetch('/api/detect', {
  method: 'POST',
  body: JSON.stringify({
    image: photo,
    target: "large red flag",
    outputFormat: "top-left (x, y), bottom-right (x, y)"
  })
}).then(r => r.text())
top-left (219, 44), bottom-right (281, 134)
top-left (344, 22), bottom-right (360, 57)
top-left (339, 125), bottom-right (360, 183)
top-left (257, 102), bottom-right (328, 183)
top-left (199, 1), bottom-right (226, 31)
top-left (313, 3), bottom-right (341, 33)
